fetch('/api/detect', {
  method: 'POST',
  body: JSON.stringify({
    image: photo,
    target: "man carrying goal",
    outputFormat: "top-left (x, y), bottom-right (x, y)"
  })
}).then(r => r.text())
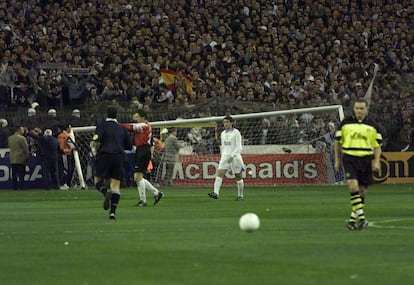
top-left (208, 115), bottom-right (245, 200)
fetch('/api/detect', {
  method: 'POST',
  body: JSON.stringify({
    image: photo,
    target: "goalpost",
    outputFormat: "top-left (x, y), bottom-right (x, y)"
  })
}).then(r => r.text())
top-left (71, 104), bottom-right (345, 188)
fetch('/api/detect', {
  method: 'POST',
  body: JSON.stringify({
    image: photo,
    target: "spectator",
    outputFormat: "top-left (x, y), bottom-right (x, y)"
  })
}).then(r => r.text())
top-left (48, 74), bottom-right (63, 109)
top-left (70, 109), bottom-right (85, 127)
top-left (150, 133), bottom-right (166, 187)
top-left (389, 118), bottom-right (413, 151)
top-left (85, 86), bottom-right (102, 107)
top-left (44, 109), bottom-right (60, 136)
top-left (0, 0), bottom-right (412, 152)
top-left (8, 126), bottom-right (30, 190)
top-left (101, 78), bottom-right (122, 102)
top-left (0, 65), bottom-right (16, 107)
top-left (27, 128), bottom-right (61, 190)
top-left (260, 118), bottom-right (271, 145)
top-left (162, 127), bottom-right (186, 186)
top-left (61, 74), bottom-right (88, 105)
top-left (160, 128), bottom-right (169, 142)
top-left (0, 118), bottom-right (9, 148)
top-left (13, 82), bottom-right (32, 125)
top-left (34, 73), bottom-right (51, 112)
top-left (23, 108), bottom-right (40, 131)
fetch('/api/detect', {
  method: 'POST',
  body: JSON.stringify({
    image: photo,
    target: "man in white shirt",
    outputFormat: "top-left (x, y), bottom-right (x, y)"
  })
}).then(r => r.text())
top-left (208, 116), bottom-right (245, 200)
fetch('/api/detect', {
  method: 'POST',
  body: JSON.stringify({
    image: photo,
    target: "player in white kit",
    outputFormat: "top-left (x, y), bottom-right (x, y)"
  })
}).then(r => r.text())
top-left (208, 115), bottom-right (245, 200)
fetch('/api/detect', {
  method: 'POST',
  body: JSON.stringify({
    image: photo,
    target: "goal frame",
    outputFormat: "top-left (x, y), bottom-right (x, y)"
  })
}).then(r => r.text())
top-left (72, 105), bottom-right (344, 132)
top-left (71, 105), bottom-right (344, 188)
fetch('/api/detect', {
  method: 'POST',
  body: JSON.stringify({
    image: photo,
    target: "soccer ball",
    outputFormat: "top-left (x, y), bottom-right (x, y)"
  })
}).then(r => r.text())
top-left (239, 213), bottom-right (260, 232)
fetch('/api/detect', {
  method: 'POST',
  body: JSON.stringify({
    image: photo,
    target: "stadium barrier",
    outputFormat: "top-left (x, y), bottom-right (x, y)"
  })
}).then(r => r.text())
top-left (1, 148), bottom-right (414, 189)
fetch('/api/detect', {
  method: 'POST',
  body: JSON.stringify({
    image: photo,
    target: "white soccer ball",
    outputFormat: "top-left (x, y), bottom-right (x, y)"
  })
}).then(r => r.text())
top-left (239, 213), bottom-right (260, 232)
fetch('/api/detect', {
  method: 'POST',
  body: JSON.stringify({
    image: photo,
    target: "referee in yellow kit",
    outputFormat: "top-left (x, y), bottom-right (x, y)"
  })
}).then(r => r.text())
top-left (334, 98), bottom-right (382, 230)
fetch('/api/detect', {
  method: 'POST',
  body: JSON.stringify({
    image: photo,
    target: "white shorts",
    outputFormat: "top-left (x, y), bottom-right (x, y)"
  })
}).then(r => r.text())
top-left (218, 154), bottom-right (245, 174)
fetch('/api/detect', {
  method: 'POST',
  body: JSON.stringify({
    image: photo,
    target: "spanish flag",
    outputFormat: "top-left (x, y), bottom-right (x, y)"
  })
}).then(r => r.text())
top-left (160, 69), bottom-right (193, 98)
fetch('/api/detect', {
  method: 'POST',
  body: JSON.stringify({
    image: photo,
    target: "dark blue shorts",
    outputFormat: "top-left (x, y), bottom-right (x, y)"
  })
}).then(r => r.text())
top-left (95, 153), bottom-right (124, 181)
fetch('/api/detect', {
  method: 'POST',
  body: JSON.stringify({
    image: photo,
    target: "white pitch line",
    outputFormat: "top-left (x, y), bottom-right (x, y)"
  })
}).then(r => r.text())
top-left (369, 218), bottom-right (414, 230)
top-left (0, 228), bottom-right (148, 236)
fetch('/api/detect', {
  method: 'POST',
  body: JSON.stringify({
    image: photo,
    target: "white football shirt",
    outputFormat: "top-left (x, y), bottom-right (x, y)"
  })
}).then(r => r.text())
top-left (220, 127), bottom-right (242, 157)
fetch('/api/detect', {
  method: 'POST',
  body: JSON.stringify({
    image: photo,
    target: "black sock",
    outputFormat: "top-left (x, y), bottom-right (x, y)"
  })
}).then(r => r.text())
top-left (110, 193), bottom-right (120, 214)
top-left (96, 180), bottom-right (104, 191)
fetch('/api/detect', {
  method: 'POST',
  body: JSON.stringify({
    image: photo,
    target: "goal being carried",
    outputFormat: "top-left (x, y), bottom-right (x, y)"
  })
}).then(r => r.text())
top-left (71, 105), bottom-right (345, 188)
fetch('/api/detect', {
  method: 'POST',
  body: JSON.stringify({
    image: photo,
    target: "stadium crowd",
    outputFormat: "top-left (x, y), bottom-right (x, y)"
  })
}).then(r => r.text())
top-left (0, 0), bottom-right (413, 151)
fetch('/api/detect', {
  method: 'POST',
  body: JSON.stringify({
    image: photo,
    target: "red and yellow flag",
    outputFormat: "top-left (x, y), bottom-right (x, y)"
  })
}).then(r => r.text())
top-left (160, 69), bottom-right (193, 97)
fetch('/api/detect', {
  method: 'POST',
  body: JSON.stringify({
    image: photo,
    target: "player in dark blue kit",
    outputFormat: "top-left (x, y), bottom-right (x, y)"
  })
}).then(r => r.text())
top-left (93, 105), bottom-right (133, 220)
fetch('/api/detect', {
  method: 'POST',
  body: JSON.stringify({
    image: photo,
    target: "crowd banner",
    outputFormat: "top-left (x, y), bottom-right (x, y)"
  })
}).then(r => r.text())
top-left (0, 149), bottom-right (44, 189)
top-left (374, 152), bottom-right (414, 184)
top-left (1, 149), bottom-right (413, 189)
top-left (172, 153), bottom-right (327, 185)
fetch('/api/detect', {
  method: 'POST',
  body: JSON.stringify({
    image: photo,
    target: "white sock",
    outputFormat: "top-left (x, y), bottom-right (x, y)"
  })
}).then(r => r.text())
top-left (214, 176), bottom-right (223, 195)
top-left (144, 178), bottom-right (159, 195)
top-left (137, 179), bottom-right (146, 202)
top-left (237, 179), bottom-right (244, 197)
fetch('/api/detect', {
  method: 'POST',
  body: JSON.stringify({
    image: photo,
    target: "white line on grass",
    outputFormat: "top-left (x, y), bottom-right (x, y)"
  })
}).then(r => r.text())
top-left (0, 228), bottom-right (147, 236)
top-left (369, 218), bottom-right (414, 230)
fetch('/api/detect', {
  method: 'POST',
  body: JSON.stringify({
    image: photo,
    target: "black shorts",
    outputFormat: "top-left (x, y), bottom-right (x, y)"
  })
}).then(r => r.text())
top-left (95, 153), bottom-right (124, 181)
top-left (342, 154), bottom-right (374, 187)
top-left (134, 145), bottom-right (152, 174)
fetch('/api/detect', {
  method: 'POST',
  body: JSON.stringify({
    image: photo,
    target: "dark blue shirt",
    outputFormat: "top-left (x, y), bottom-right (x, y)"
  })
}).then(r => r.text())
top-left (94, 119), bottom-right (132, 154)
top-left (27, 132), bottom-right (59, 159)
top-left (0, 127), bottom-right (9, 148)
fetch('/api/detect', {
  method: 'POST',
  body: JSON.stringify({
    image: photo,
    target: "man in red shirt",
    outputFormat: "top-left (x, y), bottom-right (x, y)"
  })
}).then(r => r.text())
top-left (121, 109), bottom-right (163, 206)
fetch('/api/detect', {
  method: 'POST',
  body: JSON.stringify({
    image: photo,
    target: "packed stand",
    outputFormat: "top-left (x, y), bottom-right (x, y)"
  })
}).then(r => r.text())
top-left (0, 0), bottom-right (413, 151)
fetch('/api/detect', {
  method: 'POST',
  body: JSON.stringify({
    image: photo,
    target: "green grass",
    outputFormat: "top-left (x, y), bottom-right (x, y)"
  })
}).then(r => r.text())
top-left (1, 184), bottom-right (414, 285)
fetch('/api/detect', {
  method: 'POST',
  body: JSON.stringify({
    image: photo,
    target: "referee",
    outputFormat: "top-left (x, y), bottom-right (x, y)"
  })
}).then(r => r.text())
top-left (93, 105), bottom-right (133, 220)
top-left (334, 98), bottom-right (382, 230)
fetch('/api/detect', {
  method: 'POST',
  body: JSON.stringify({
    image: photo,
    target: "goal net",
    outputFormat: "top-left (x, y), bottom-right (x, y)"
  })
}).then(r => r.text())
top-left (71, 105), bottom-right (345, 188)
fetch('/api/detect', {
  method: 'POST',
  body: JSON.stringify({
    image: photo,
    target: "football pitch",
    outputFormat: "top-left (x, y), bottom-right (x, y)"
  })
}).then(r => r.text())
top-left (1, 184), bottom-right (413, 285)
